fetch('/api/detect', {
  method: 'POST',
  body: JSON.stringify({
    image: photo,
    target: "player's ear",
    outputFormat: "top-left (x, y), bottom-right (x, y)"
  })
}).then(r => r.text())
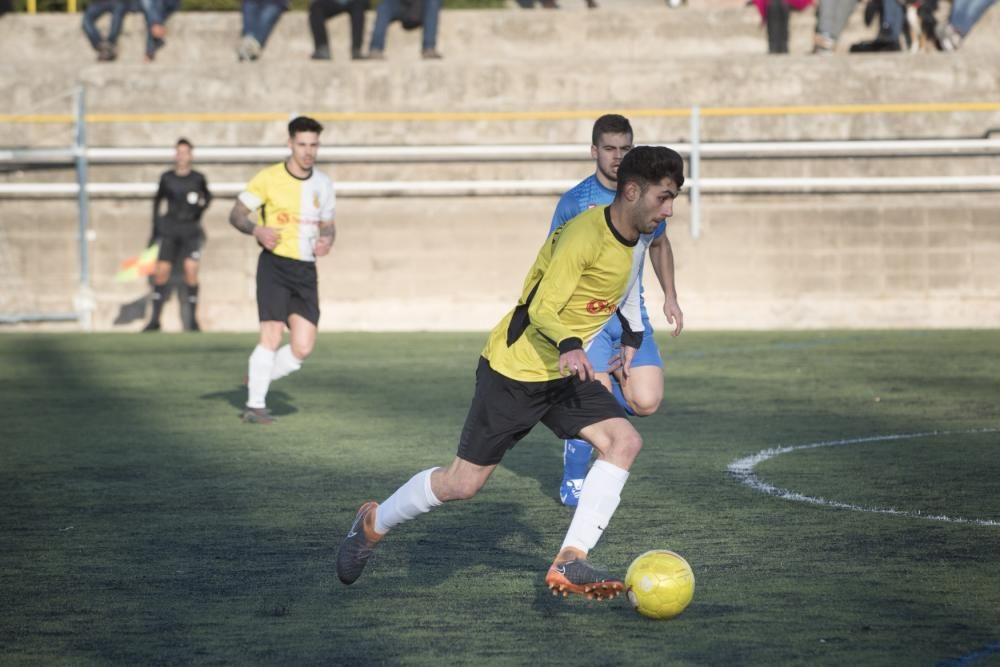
top-left (590, 144), bottom-right (598, 161)
top-left (624, 180), bottom-right (641, 202)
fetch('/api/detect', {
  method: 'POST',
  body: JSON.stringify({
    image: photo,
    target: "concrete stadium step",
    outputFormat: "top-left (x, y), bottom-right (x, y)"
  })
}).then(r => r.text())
top-left (3, 49), bottom-right (998, 150)
top-left (1, 5), bottom-right (998, 68)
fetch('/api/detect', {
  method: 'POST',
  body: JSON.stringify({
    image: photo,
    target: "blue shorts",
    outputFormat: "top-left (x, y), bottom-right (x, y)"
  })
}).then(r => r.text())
top-left (587, 310), bottom-right (662, 372)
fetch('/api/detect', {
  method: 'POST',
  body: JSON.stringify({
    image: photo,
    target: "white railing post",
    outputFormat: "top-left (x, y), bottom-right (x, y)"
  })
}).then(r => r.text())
top-left (73, 83), bottom-right (94, 331)
top-left (689, 105), bottom-right (701, 240)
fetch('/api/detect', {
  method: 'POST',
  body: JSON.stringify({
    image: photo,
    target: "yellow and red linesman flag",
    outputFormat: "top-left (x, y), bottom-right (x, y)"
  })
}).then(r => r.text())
top-left (115, 243), bottom-right (159, 283)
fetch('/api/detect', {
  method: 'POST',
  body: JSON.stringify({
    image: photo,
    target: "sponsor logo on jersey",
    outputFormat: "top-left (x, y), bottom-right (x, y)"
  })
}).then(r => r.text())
top-left (313, 193), bottom-right (320, 210)
top-left (586, 299), bottom-right (618, 315)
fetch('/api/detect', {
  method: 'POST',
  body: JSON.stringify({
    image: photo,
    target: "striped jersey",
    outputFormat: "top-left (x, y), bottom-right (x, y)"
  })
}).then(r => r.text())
top-left (482, 206), bottom-right (645, 382)
top-left (238, 162), bottom-right (336, 262)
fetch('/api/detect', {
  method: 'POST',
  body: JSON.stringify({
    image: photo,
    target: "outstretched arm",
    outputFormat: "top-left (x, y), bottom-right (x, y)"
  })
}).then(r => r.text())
top-left (650, 233), bottom-right (683, 337)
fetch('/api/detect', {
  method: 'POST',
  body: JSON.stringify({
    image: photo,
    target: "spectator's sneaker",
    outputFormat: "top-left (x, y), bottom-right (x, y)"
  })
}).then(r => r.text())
top-left (97, 40), bottom-right (115, 61)
top-left (421, 49), bottom-right (443, 59)
top-left (559, 477), bottom-right (583, 507)
top-left (812, 32), bottom-right (836, 54)
top-left (849, 36), bottom-right (902, 52)
top-left (242, 406), bottom-right (273, 425)
top-left (142, 321), bottom-right (161, 332)
top-left (935, 22), bottom-right (962, 51)
top-left (545, 547), bottom-right (623, 600)
top-left (336, 501), bottom-right (383, 585)
top-left (351, 49), bottom-right (364, 60)
top-left (238, 35), bottom-right (260, 62)
top-left (311, 46), bottom-right (331, 60)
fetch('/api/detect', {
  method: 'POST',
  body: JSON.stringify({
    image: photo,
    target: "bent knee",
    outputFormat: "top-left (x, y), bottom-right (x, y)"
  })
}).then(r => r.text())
top-left (615, 429), bottom-right (643, 458)
top-left (290, 342), bottom-right (314, 361)
top-left (629, 397), bottom-right (662, 417)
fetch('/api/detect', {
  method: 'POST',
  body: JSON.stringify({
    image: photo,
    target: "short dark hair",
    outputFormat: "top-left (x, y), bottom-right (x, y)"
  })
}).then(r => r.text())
top-left (616, 145), bottom-right (685, 197)
top-left (591, 114), bottom-right (633, 147)
top-left (176, 138), bottom-right (192, 149)
top-left (288, 116), bottom-right (324, 137)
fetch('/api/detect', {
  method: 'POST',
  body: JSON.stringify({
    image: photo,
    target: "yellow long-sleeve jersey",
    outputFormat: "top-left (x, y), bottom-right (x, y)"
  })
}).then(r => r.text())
top-left (482, 205), bottom-right (647, 382)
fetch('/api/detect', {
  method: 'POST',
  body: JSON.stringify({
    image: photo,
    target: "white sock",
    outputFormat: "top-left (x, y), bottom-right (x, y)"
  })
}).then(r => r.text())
top-left (374, 467), bottom-right (442, 535)
top-left (246, 345), bottom-right (276, 409)
top-left (270, 344), bottom-right (302, 381)
top-left (560, 460), bottom-right (629, 554)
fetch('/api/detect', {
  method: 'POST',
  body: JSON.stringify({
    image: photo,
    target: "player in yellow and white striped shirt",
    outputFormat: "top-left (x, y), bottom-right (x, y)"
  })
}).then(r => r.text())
top-left (228, 116), bottom-right (336, 425)
top-left (337, 146), bottom-right (686, 600)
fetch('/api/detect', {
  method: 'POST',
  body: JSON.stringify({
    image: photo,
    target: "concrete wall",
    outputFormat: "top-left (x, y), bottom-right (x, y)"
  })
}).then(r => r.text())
top-left (2, 6), bottom-right (999, 331)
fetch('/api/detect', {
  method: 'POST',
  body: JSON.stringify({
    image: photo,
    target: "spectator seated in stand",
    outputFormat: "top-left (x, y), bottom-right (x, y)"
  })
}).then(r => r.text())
top-left (751, 0), bottom-right (815, 53)
top-left (936, 0), bottom-right (997, 50)
top-left (308, 0), bottom-right (367, 61)
top-left (81, 0), bottom-right (135, 61)
top-left (238, 0), bottom-right (288, 61)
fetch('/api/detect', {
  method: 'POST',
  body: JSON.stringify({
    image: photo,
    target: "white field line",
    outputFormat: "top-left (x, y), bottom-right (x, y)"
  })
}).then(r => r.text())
top-left (728, 429), bottom-right (1000, 527)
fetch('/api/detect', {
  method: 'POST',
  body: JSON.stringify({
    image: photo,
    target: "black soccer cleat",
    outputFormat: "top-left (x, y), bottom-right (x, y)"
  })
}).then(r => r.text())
top-left (241, 406), bottom-right (273, 425)
top-left (544, 547), bottom-right (623, 600)
top-left (336, 501), bottom-right (383, 585)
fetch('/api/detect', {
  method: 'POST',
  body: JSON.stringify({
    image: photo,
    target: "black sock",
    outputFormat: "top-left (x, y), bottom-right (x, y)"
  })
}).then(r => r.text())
top-left (181, 283), bottom-right (199, 330)
top-left (149, 283), bottom-right (171, 324)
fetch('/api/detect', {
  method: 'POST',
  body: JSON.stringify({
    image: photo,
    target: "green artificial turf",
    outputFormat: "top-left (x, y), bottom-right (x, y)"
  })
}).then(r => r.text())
top-left (1, 330), bottom-right (998, 666)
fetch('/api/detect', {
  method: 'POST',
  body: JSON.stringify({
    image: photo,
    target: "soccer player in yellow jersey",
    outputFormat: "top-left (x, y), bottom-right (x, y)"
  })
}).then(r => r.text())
top-left (337, 146), bottom-right (685, 599)
top-left (227, 116), bottom-right (336, 424)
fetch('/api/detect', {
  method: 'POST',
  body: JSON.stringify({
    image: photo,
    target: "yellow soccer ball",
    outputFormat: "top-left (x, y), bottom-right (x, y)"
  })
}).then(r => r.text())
top-left (624, 550), bottom-right (695, 620)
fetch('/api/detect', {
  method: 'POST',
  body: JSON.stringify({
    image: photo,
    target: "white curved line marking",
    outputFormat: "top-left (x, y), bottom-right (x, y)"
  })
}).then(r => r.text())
top-left (728, 429), bottom-right (1000, 527)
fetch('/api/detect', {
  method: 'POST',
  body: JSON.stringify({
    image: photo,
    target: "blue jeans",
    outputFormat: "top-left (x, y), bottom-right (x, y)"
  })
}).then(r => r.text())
top-left (879, 0), bottom-right (904, 40)
top-left (82, 0), bottom-right (129, 49)
top-left (242, 0), bottom-right (286, 46)
top-left (140, 0), bottom-right (178, 56)
top-left (950, 0), bottom-right (996, 34)
top-left (369, 0), bottom-right (441, 51)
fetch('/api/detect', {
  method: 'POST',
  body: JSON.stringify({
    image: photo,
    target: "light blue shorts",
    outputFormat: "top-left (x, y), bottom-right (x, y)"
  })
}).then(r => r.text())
top-left (587, 312), bottom-right (662, 373)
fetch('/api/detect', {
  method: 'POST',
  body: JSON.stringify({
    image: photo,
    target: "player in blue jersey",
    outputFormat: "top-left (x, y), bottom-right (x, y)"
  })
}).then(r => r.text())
top-left (551, 114), bottom-right (684, 506)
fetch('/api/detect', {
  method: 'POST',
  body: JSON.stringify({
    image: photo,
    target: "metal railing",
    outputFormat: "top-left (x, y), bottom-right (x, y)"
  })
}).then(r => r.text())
top-left (4, 91), bottom-right (1000, 327)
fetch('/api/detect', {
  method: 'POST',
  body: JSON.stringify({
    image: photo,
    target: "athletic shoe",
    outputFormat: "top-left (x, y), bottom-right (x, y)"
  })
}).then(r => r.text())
top-left (336, 501), bottom-right (383, 585)
top-left (545, 546), bottom-right (623, 600)
top-left (311, 46), bottom-right (331, 60)
top-left (935, 23), bottom-right (962, 51)
top-left (142, 321), bottom-right (161, 332)
top-left (559, 477), bottom-right (583, 507)
top-left (242, 406), bottom-right (273, 425)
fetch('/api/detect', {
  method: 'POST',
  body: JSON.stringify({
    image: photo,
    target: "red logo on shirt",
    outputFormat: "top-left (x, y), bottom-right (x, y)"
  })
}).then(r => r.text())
top-left (586, 299), bottom-right (617, 315)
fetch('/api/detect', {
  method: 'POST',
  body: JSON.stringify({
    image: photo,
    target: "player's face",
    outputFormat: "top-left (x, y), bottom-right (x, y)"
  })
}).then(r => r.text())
top-left (592, 132), bottom-right (632, 186)
top-left (633, 177), bottom-right (680, 234)
top-left (174, 144), bottom-right (192, 172)
top-left (288, 131), bottom-right (320, 172)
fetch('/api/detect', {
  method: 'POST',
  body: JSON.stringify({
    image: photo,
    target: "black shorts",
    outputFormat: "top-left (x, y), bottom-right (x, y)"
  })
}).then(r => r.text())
top-left (157, 227), bottom-right (203, 264)
top-left (256, 250), bottom-right (320, 326)
top-left (457, 357), bottom-right (628, 466)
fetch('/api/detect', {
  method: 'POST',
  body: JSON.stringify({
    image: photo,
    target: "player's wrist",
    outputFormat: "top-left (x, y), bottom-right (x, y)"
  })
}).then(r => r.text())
top-left (558, 337), bottom-right (583, 354)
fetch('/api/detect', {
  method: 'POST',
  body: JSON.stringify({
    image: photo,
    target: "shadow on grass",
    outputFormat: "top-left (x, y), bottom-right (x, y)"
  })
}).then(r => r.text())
top-left (199, 385), bottom-right (299, 418)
